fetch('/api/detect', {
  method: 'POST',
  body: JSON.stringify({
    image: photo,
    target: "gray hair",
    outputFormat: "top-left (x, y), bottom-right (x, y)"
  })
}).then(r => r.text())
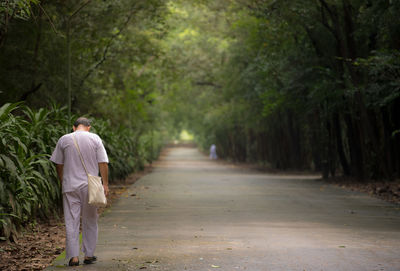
top-left (73, 117), bottom-right (91, 127)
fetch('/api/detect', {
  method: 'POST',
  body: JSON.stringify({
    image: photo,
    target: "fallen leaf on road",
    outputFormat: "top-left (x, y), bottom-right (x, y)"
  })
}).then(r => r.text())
top-left (211, 264), bottom-right (221, 268)
top-left (339, 245), bottom-right (346, 248)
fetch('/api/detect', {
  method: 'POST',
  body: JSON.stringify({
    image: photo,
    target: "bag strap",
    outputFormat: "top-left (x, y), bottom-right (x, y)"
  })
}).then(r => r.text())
top-left (72, 134), bottom-right (89, 177)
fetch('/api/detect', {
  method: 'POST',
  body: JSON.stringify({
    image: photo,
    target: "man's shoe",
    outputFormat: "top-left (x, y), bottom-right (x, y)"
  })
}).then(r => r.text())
top-left (68, 258), bottom-right (79, 266)
top-left (84, 256), bottom-right (97, 264)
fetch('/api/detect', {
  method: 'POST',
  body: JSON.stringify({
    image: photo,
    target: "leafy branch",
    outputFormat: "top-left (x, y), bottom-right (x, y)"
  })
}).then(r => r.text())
top-left (78, 4), bottom-right (138, 89)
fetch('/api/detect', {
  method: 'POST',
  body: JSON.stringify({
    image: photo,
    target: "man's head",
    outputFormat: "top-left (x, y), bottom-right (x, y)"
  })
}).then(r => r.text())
top-left (73, 117), bottom-right (91, 131)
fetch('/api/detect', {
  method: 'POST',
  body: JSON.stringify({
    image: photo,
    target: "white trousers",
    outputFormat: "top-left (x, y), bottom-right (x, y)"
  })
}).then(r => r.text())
top-left (63, 186), bottom-right (98, 259)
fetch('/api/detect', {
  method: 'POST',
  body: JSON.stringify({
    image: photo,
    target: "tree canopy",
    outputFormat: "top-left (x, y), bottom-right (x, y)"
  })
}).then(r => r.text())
top-left (156, 0), bottom-right (400, 181)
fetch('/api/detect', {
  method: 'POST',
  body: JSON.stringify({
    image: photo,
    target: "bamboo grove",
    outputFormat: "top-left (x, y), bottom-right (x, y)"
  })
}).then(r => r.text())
top-left (1, 0), bottom-right (399, 240)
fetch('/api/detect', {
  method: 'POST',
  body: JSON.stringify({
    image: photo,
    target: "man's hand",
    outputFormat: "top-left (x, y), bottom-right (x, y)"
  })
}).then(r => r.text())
top-left (55, 164), bottom-right (64, 184)
top-left (103, 184), bottom-right (109, 196)
top-left (99, 162), bottom-right (109, 196)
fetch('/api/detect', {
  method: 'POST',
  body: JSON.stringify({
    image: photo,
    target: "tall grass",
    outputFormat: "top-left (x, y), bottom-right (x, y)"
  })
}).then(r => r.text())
top-left (0, 103), bottom-right (163, 241)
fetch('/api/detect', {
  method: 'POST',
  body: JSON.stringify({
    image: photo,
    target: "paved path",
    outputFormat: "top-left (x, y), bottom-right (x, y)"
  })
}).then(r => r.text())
top-left (48, 147), bottom-right (400, 271)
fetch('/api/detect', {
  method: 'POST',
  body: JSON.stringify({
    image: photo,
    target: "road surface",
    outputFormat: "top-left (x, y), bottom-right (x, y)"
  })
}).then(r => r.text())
top-left (48, 147), bottom-right (400, 271)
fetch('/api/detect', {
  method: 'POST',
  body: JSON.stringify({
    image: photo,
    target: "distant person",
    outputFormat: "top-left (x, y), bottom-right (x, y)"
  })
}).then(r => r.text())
top-left (210, 144), bottom-right (218, 160)
top-left (50, 117), bottom-right (109, 266)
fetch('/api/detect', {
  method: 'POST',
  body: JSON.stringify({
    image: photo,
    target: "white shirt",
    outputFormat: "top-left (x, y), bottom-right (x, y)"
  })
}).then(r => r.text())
top-left (50, 131), bottom-right (109, 193)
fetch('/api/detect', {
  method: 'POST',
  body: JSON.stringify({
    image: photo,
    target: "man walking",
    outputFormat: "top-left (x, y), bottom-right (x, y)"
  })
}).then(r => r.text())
top-left (50, 117), bottom-right (109, 266)
top-left (209, 144), bottom-right (218, 160)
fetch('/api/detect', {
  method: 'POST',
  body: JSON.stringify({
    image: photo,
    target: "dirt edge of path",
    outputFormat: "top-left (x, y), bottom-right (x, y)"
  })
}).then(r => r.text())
top-left (322, 176), bottom-right (400, 205)
top-left (0, 165), bottom-right (153, 271)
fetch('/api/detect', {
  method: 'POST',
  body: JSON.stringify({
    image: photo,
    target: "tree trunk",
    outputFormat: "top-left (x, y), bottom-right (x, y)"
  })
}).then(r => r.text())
top-left (380, 107), bottom-right (394, 179)
top-left (326, 118), bottom-right (336, 177)
top-left (19, 7), bottom-right (43, 102)
top-left (333, 113), bottom-right (351, 175)
top-left (343, 112), bottom-right (364, 180)
top-left (391, 97), bottom-right (400, 178)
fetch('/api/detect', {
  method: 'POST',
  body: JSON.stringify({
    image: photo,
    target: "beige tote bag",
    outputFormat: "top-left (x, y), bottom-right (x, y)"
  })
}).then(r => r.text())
top-left (72, 134), bottom-right (107, 207)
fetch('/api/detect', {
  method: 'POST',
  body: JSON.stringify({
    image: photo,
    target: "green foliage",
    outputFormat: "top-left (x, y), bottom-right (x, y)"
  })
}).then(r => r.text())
top-left (91, 120), bottom-right (163, 181)
top-left (0, 0), bottom-right (169, 240)
top-left (0, 103), bottom-right (68, 240)
top-left (1, 0), bottom-right (399, 240)
top-left (0, 0), bottom-right (38, 21)
top-left (156, 0), bottom-right (400, 178)
top-left (0, 103), bottom-right (164, 241)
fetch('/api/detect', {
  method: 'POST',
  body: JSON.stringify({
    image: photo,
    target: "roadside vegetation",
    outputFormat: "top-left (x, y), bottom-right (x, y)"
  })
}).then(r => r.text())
top-left (0, 0), bottom-right (169, 241)
top-left (0, 103), bottom-right (163, 241)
